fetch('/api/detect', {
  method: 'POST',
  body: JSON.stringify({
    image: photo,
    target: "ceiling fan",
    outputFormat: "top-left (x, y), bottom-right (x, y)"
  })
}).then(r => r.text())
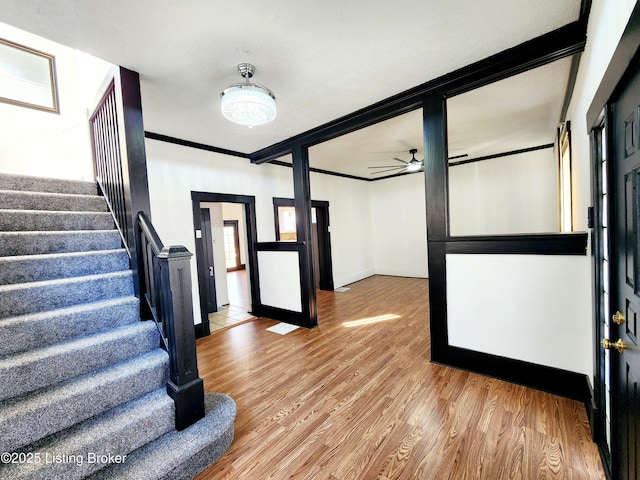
top-left (368, 148), bottom-right (423, 175)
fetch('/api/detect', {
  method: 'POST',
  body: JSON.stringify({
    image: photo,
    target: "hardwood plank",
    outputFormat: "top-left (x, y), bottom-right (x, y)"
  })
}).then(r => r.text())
top-left (194, 275), bottom-right (605, 480)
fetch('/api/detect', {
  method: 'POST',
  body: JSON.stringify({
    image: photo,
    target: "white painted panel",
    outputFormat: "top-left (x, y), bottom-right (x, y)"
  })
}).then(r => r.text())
top-left (448, 149), bottom-right (558, 235)
top-left (447, 254), bottom-right (591, 375)
top-left (258, 250), bottom-right (302, 312)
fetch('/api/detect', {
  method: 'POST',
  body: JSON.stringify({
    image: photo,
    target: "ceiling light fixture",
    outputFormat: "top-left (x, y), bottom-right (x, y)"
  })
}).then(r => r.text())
top-left (406, 149), bottom-right (422, 172)
top-left (220, 63), bottom-right (276, 127)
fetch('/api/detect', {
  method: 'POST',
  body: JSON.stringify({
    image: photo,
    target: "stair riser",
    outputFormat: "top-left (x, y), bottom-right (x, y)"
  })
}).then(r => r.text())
top-left (0, 389), bottom-right (175, 480)
top-left (89, 393), bottom-right (237, 480)
top-left (0, 211), bottom-right (114, 232)
top-left (0, 351), bottom-right (169, 453)
top-left (0, 273), bottom-right (134, 319)
top-left (0, 323), bottom-right (160, 401)
top-left (0, 297), bottom-right (140, 357)
top-left (0, 191), bottom-right (108, 212)
top-left (0, 174), bottom-right (98, 196)
top-left (0, 250), bottom-right (130, 285)
top-left (0, 231), bottom-right (122, 256)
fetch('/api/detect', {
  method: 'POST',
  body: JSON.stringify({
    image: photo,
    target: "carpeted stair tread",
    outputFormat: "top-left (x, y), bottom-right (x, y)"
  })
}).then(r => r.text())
top-left (0, 210), bottom-right (114, 232)
top-left (90, 393), bottom-right (236, 480)
top-left (0, 296), bottom-right (140, 357)
top-left (0, 349), bottom-right (169, 453)
top-left (0, 388), bottom-right (175, 480)
top-left (0, 190), bottom-right (108, 212)
top-left (0, 270), bottom-right (134, 319)
top-left (0, 321), bottom-right (160, 401)
top-left (0, 230), bottom-right (122, 256)
top-left (0, 173), bottom-right (98, 196)
top-left (0, 249), bottom-right (130, 284)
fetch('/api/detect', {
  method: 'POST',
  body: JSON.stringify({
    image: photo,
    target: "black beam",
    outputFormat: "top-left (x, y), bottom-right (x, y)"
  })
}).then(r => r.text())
top-left (251, 20), bottom-right (587, 164)
top-left (292, 143), bottom-right (318, 327)
top-left (423, 92), bottom-right (449, 362)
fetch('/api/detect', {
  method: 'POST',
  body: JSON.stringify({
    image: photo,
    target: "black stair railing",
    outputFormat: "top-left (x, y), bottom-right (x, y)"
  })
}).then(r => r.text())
top-left (89, 66), bottom-right (204, 430)
top-left (138, 212), bottom-right (205, 430)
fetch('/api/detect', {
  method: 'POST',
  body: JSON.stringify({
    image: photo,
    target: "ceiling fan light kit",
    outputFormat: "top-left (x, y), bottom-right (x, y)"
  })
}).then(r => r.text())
top-left (220, 63), bottom-right (277, 127)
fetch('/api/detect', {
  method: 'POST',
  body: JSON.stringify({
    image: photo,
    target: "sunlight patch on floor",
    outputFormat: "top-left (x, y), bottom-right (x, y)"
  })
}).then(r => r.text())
top-left (342, 313), bottom-right (401, 328)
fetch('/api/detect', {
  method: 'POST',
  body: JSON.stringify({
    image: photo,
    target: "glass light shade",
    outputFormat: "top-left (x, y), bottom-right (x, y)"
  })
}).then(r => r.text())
top-left (406, 162), bottom-right (422, 172)
top-left (220, 83), bottom-right (276, 127)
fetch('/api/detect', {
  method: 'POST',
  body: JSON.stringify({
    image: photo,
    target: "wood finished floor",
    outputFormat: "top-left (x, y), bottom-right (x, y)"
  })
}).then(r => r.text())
top-left (194, 275), bottom-right (605, 480)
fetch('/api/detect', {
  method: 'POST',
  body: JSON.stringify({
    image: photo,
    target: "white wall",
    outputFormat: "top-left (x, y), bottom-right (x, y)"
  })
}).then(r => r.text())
top-left (566, 0), bottom-right (637, 232)
top-left (370, 173), bottom-right (428, 278)
top-left (146, 139), bottom-right (379, 323)
top-left (448, 148), bottom-right (559, 235)
top-left (146, 139), bottom-right (293, 324)
top-left (557, 0), bottom-right (637, 378)
top-left (310, 171), bottom-right (375, 287)
top-left (0, 22), bottom-right (110, 180)
top-left (447, 254), bottom-right (592, 375)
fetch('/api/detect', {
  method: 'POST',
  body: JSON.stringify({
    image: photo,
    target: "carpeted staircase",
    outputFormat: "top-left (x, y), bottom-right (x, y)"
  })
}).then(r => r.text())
top-left (0, 173), bottom-right (235, 479)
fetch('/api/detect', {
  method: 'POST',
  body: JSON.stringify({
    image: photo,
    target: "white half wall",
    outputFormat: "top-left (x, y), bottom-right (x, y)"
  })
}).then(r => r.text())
top-left (0, 22), bottom-right (111, 181)
top-left (447, 254), bottom-right (592, 375)
top-left (448, 148), bottom-right (558, 236)
top-left (370, 173), bottom-right (428, 278)
top-left (257, 250), bottom-right (302, 312)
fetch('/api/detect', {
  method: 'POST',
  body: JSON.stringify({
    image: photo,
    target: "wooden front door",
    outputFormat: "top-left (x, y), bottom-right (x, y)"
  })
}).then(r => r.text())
top-left (610, 58), bottom-right (640, 480)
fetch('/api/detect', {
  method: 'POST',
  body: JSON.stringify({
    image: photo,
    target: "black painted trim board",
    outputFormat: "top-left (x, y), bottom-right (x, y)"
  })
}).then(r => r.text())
top-left (435, 346), bottom-right (592, 403)
top-left (446, 232), bottom-right (588, 255)
top-left (145, 131), bottom-right (250, 159)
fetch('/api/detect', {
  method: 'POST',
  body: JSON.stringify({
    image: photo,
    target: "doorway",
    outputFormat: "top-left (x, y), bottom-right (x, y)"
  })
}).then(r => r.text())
top-left (191, 192), bottom-right (259, 336)
top-left (273, 197), bottom-right (334, 291)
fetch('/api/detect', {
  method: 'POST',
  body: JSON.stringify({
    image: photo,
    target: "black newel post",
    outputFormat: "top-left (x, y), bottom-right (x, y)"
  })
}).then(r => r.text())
top-left (158, 246), bottom-right (205, 430)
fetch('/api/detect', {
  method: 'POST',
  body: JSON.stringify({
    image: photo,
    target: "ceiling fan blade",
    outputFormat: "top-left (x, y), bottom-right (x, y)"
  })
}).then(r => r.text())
top-left (368, 165), bottom-right (407, 169)
top-left (392, 157), bottom-right (408, 164)
top-left (371, 166), bottom-right (408, 175)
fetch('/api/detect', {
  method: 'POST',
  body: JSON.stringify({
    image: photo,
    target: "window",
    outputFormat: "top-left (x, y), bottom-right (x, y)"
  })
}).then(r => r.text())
top-left (0, 37), bottom-right (59, 113)
top-left (558, 121), bottom-right (573, 231)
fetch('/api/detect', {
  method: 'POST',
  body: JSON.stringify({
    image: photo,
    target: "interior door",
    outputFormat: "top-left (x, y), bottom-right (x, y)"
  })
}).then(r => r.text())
top-left (200, 208), bottom-right (217, 314)
top-left (609, 61), bottom-right (640, 480)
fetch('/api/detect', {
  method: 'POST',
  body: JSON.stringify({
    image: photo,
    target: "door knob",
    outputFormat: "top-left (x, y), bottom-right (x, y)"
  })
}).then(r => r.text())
top-left (612, 310), bottom-right (626, 325)
top-left (601, 338), bottom-right (627, 354)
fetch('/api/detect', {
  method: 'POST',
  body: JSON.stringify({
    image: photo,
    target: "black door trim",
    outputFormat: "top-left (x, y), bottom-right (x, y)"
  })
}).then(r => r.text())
top-left (191, 191), bottom-right (259, 337)
top-left (273, 197), bottom-right (335, 291)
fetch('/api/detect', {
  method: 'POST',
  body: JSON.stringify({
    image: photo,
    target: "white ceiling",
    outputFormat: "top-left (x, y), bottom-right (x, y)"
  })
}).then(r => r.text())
top-left (0, 0), bottom-right (581, 178)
